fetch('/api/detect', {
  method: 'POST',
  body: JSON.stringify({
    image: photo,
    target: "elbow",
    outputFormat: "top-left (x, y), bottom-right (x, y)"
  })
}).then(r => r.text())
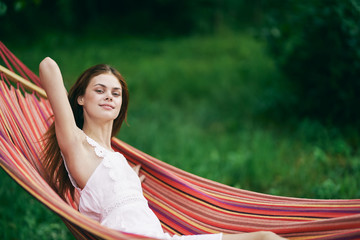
top-left (39, 57), bottom-right (56, 70)
top-left (39, 57), bottom-right (61, 86)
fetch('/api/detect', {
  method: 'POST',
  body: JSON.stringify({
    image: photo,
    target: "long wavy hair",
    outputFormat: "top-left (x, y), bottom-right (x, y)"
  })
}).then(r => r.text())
top-left (41, 64), bottom-right (129, 201)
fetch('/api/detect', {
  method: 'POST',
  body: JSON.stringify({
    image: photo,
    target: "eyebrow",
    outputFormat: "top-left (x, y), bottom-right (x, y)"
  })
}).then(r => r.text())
top-left (94, 83), bottom-right (122, 90)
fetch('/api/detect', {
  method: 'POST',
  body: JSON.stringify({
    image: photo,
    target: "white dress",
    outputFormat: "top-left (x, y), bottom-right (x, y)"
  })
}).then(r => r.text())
top-left (63, 135), bottom-right (222, 240)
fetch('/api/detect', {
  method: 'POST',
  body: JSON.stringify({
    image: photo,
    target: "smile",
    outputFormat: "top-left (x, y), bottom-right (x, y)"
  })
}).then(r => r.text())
top-left (99, 104), bottom-right (115, 110)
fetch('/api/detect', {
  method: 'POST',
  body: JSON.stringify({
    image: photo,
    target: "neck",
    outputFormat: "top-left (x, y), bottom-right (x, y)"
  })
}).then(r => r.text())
top-left (82, 120), bottom-right (113, 150)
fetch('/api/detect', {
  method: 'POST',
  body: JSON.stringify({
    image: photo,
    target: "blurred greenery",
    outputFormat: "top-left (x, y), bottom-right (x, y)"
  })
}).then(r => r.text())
top-left (1, 32), bottom-right (360, 240)
top-left (0, 0), bottom-right (263, 38)
top-left (259, 0), bottom-right (360, 124)
top-left (1, 0), bottom-right (360, 239)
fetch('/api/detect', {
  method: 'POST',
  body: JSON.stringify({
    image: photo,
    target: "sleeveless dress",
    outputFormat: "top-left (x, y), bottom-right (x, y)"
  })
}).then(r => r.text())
top-left (63, 135), bottom-right (222, 240)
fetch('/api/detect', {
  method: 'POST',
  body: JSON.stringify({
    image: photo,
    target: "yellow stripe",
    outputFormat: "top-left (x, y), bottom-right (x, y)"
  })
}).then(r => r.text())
top-left (145, 193), bottom-right (219, 234)
top-left (113, 137), bottom-right (360, 210)
top-left (0, 162), bottom-right (139, 240)
top-left (1, 69), bottom-right (359, 239)
top-left (288, 233), bottom-right (334, 240)
top-left (147, 175), bottom-right (319, 221)
top-left (204, 190), bottom-right (360, 208)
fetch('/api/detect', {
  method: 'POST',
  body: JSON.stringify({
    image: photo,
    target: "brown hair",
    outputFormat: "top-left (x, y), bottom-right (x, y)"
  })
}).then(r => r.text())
top-left (41, 64), bottom-right (129, 201)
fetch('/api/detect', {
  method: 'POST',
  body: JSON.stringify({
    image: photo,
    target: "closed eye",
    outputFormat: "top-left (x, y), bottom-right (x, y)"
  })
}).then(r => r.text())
top-left (95, 89), bottom-right (104, 94)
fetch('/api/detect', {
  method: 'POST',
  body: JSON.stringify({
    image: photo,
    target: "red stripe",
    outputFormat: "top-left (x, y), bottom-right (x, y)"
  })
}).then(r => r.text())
top-left (1, 42), bottom-right (360, 240)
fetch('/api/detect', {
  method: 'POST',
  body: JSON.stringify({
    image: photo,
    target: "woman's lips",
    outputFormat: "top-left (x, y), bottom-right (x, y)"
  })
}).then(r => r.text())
top-left (99, 104), bottom-right (114, 110)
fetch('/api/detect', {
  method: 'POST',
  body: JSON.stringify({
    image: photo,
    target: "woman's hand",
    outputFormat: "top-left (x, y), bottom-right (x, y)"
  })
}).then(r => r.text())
top-left (133, 164), bottom-right (146, 182)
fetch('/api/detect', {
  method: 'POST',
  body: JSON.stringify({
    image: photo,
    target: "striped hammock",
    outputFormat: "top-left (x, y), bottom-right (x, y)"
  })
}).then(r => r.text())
top-left (0, 41), bottom-right (360, 240)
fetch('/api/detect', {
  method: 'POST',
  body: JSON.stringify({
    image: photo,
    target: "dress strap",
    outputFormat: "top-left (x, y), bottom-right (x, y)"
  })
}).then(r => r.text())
top-left (85, 135), bottom-right (108, 158)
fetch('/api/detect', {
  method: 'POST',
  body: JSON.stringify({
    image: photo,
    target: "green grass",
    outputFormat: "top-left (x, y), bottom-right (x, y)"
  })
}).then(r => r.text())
top-left (0, 170), bottom-right (73, 239)
top-left (1, 32), bottom-right (359, 239)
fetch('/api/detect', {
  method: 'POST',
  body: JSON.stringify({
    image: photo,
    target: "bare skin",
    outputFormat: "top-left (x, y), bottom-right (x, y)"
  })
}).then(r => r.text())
top-left (223, 232), bottom-right (287, 240)
top-left (39, 57), bottom-right (286, 240)
top-left (40, 58), bottom-right (123, 189)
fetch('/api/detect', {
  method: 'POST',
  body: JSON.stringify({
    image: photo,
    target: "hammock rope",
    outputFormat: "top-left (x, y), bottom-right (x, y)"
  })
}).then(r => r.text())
top-left (0, 41), bottom-right (360, 240)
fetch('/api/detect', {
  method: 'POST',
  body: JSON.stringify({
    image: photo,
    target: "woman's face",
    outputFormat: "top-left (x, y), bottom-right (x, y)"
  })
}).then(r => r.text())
top-left (78, 73), bottom-right (122, 123)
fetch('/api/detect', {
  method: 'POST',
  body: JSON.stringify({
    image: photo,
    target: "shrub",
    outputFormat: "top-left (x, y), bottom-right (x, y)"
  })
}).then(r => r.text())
top-left (261, 0), bottom-right (360, 125)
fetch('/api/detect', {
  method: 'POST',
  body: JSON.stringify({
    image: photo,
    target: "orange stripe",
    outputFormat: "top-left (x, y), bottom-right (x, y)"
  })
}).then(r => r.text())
top-left (1, 52), bottom-right (360, 240)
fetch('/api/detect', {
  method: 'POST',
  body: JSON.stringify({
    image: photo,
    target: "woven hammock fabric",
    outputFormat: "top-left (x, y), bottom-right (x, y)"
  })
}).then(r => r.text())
top-left (0, 41), bottom-right (360, 240)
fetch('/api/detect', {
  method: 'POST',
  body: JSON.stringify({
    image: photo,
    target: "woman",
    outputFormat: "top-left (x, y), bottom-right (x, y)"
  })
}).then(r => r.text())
top-left (39, 57), bottom-right (286, 240)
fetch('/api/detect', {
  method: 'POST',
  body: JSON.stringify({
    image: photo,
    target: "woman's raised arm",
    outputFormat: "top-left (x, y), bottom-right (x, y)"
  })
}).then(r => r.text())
top-left (39, 57), bottom-right (81, 152)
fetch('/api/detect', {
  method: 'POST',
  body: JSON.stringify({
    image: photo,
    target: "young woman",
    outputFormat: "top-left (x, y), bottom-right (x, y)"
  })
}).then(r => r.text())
top-left (39, 57), bottom-right (286, 240)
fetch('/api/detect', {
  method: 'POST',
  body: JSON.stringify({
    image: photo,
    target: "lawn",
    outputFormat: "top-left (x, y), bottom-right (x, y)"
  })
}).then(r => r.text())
top-left (1, 32), bottom-right (359, 239)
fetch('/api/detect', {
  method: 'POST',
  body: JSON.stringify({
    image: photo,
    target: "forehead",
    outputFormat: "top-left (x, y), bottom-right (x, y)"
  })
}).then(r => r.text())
top-left (89, 73), bottom-right (122, 89)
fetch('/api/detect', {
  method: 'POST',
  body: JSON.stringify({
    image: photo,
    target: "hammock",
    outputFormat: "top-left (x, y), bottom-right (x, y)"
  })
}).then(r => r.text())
top-left (0, 42), bottom-right (359, 240)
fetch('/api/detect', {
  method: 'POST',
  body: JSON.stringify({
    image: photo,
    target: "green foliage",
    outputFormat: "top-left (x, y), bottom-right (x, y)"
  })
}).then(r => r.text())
top-left (261, 0), bottom-right (360, 125)
top-left (0, 169), bottom-right (72, 240)
top-left (1, 32), bottom-right (359, 239)
top-left (0, 0), bottom-right (265, 41)
top-left (0, 1), bottom-right (6, 16)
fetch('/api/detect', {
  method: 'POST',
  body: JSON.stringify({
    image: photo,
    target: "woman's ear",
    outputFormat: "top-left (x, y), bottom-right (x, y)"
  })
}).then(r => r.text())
top-left (77, 96), bottom-right (84, 105)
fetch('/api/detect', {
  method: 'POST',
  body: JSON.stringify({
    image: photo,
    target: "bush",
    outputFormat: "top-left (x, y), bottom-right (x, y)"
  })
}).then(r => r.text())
top-left (261, 0), bottom-right (360, 125)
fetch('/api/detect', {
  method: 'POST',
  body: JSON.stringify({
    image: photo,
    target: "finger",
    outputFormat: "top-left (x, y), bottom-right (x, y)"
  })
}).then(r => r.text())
top-left (133, 164), bottom-right (141, 174)
top-left (139, 175), bottom-right (146, 182)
